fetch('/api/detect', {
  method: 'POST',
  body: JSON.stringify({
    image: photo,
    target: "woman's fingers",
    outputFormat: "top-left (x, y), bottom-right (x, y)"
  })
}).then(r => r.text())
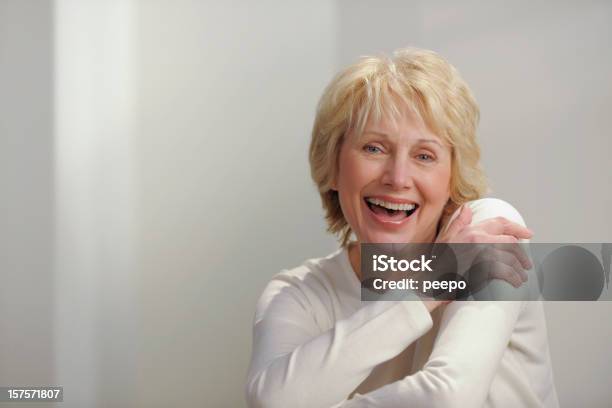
top-left (484, 237), bottom-right (533, 270)
top-left (492, 248), bottom-right (529, 282)
top-left (479, 217), bottom-right (533, 240)
top-left (475, 247), bottom-right (527, 284)
top-left (488, 260), bottom-right (524, 288)
top-left (496, 242), bottom-right (532, 271)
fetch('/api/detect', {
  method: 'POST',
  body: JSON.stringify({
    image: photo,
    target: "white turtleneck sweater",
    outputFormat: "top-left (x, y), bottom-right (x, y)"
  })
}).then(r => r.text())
top-left (245, 198), bottom-right (559, 408)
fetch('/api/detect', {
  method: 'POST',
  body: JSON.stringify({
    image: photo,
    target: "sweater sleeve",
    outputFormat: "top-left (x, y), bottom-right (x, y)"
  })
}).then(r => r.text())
top-left (337, 198), bottom-right (529, 407)
top-left (245, 273), bottom-right (434, 408)
top-left (335, 301), bottom-right (522, 408)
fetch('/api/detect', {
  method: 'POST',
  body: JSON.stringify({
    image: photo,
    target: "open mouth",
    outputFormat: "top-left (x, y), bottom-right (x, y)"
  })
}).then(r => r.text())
top-left (365, 197), bottom-right (419, 223)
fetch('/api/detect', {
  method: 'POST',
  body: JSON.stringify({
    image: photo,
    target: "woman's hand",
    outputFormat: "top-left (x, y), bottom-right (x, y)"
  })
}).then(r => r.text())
top-left (437, 204), bottom-right (532, 284)
top-left (424, 205), bottom-right (533, 312)
top-left (422, 299), bottom-right (452, 313)
top-left (438, 204), bottom-right (533, 245)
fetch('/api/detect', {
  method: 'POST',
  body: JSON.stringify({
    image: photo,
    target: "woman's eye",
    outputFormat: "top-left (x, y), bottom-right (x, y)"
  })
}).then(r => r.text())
top-left (363, 144), bottom-right (383, 154)
top-left (416, 153), bottom-right (434, 162)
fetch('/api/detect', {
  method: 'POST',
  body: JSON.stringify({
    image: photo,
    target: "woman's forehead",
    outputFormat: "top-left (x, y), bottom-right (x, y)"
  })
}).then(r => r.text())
top-left (356, 111), bottom-right (448, 146)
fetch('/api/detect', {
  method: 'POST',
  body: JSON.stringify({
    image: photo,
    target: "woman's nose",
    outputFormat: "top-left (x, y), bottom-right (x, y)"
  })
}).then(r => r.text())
top-left (381, 155), bottom-right (414, 190)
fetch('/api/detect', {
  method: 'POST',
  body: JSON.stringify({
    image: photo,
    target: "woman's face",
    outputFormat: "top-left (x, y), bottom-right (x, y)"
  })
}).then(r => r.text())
top-left (334, 109), bottom-right (452, 244)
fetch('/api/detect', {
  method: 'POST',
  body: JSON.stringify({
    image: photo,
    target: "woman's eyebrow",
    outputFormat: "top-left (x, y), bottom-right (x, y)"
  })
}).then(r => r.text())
top-left (363, 131), bottom-right (443, 147)
top-left (362, 130), bottom-right (392, 138)
top-left (418, 138), bottom-right (443, 147)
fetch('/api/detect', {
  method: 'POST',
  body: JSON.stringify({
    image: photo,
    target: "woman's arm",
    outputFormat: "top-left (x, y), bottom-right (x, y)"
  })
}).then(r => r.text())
top-left (246, 198), bottom-right (530, 408)
top-left (337, 198), bottom-right (529, 407)
top-left (245, 280), bottom-right (434, 408)
top-left (336, 302), bottom-right (522, 408)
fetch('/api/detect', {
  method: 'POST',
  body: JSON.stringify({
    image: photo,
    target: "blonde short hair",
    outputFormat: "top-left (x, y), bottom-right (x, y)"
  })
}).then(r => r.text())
top-left (309, 47), bottom-right (487, 246)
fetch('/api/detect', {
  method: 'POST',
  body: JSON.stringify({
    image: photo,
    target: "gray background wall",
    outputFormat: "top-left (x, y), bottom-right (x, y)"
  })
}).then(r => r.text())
top-left (0, 0), bottom-right (55, 398)
top-left (0, 0), bottom-right (610, 407)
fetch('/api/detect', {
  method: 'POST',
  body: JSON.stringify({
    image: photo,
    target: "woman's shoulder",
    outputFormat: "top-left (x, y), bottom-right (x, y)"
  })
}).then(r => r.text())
top-left (441, 197), bottom-right (528, 235)
top-left (267, 248), bottom-right (346, 290)
top-left (252, 248), bottom-right (348, 326)
top-left (465, 197), bottom-right (527, 226)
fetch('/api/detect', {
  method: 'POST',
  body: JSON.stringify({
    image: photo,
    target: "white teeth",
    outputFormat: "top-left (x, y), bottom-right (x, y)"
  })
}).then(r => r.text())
top-left (366, 197), bottom-right (417, 211)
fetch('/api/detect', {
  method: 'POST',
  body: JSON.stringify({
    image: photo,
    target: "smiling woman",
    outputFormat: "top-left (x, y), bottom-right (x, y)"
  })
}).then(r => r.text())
top-left (310, 48), bottom-right (486, 248)
top-left (335, 109), bottom-right (453, 246)
top-left (245, 48), bottom-right (559, 407)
